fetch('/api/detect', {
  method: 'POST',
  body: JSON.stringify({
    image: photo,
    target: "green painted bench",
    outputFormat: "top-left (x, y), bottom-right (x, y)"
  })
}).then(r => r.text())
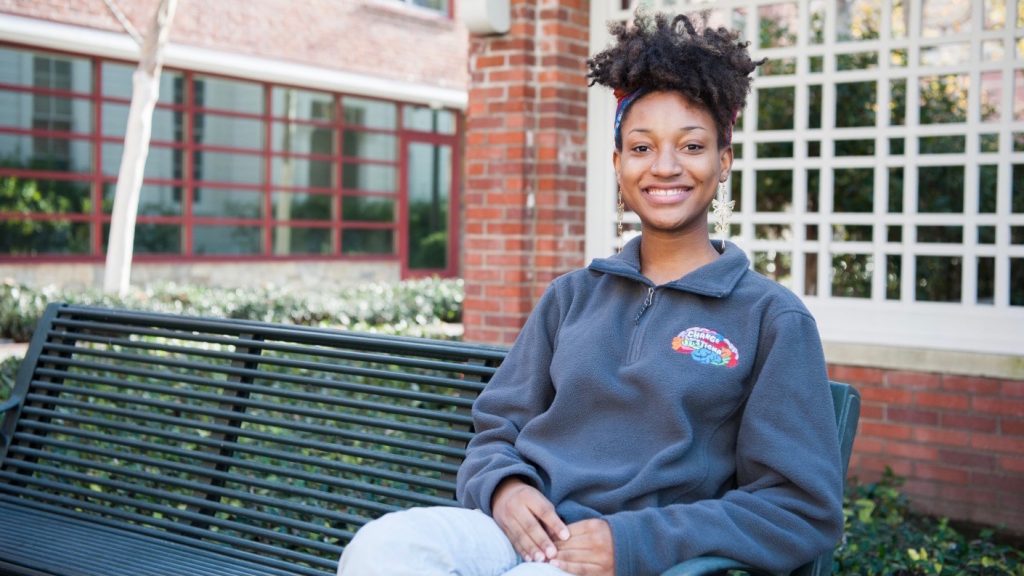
top-left (0, 303), bottom-right (858, 576)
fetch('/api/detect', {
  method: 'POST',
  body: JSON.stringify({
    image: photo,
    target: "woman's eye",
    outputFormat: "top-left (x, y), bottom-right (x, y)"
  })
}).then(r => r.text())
top-left (684, 144), bottom-right (704, 151)
top-left (631, 145), bottom-right (650, 153)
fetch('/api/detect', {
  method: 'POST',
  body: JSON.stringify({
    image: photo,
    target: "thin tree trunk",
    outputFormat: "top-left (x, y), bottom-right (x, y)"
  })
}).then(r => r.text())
top-left (104, 0), bottom-right (178, 295)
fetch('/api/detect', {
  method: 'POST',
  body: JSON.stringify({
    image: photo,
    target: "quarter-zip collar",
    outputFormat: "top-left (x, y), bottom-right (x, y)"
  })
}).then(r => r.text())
top-left (587, 236), bottom-right (749, 298)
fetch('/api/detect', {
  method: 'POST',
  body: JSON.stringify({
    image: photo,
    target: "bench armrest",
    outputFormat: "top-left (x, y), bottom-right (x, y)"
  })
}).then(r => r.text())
top-left (0, 395), bottom-right (19, 416)
top-left (661, 556), bottom-right (780, 576)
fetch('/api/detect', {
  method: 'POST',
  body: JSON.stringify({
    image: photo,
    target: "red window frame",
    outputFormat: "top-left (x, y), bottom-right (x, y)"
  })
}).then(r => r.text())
top-left (0, 42), bottom-right (461, 278)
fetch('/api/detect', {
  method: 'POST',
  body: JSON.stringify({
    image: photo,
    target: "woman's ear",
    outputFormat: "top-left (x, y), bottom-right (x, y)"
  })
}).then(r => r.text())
top-left (719, 146), bottom-right (734, 181)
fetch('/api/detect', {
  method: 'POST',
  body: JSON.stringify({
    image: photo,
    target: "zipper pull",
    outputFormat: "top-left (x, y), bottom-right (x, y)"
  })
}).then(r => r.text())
top-left (635, 286), bottom-right (655, 324)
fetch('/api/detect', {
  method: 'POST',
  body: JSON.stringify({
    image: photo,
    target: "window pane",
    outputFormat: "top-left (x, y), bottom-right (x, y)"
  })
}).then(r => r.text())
top-left (1, 176), bottom-right (91, 214)
top-left (272, 88), bottom-right (334, 121)
top-left (832, 225), bottom-right (872, 241)
top-left (403, 105), bottom-right (456, 134)
top-left (920, 75), bottom-right (968, 124)
top-left (837, 0), bottom-right (880, 41)
top-left (978, 226), bottom-right (996, 244)
top-left (194, 114), bottom-right (264, 149)
top-left (984, 0), bottom-right (1006, 29)
top-left (343, 164), bottom-right (396, 192)
top-left (194, 151), bottom-right (262, 185)
top-left (755, 170), bottom-right (792, 212)
top-left (272, 192), bottom-right (333, 221)
top-left (273, 226), bottom-right (331, 255)
top-left (922, 0), bottom-right (971, 38)
top-left (917, 225), bottom-right (962, 243)
top-left (192, 188), bottom-right (262, 219)
top-left (343, 131), bottom-right (398, 161)
top-left (804, 252), bottom-right (818, 296)
top-left (888, 167), bottom-right (903, 212)
top-left (809, 0), bottom-right (825, 43)
top-left (835, 139), bottom-right (874, 156)
top-left (757, 142), bottom-right (793, 158)
top-left (808, 85), bottom-right (822, 129)
top-left (753, 251), bottom-right (791, 286)
top-left (103, 62), bottom-right (183, 104)
top-left (193, 225), bottom-right (262, 254)
top-left (104, 144), bottom-right (183, 180)
top-left (761, 58), bottom-right (797, 76)
top-left (272, 157), bottom-right (335, 189)
top-left (918, 166), bottom-right (964, 212)
top-left (758, 87), bottom-right (795, 130)
top-left (919, 135), bottom-right (965, 154)
top-left (102, 222), bottom-right (181, 254)
top-left (1012, 258), bottom-right (1024, 306)
top-left (344, 97), bottom-right (397, 129)
top-left (0, 92), bottom-right (93, 133)
top-left (837, 51), bottom-right (877, 70)
top-left (832, 253), bottom-right (872, 298)
top-left (916, 256), bottom-right (961, 302)
top-left (889, 138), bottom-right (904, 155)
top-left (886, 254), bottom-right (901, 300)
top-left (729, 172), bottom-right (743, 212)
top-left (408, 143), bottom-right (451, 269)
top-left (980, 71), bottom-right (1002, 122)
top-left (836, 82), bottom-right (876, 127)
top-left (833, 168), bottom-right (873, 212)
top-left (342, 229), bottom-right (394, 254)
top-left (890, 79), bottom-right (906, 125)
top-left (892, 0), bottom-right (908, 37)
top-left (920, 43), bottom-right (970, 66)
top-left (343, 196), bottom-right (395, 222)
top-left (102, 103), bottom-right (181, 141)
top-left (758, 3), bottom-right (798, 48)
top-left (272, 122), bottom-right (335, 155)
top-left (1015, 165), bottom-right (1024, 212)
top-left (978, 256), bottom-right (995, 305)
top-left (194, 76), bottom-right (263, 114)
top-left (978, 165), bottom-right (995, 212)
top-left (103, 183), bottom-right (182, 216)
top-left (0, 133), bottom-right (92, 173)
top-left (980, 134), bottom-right (999, 152)
top-left (807, 169), bottom-right (820, 212)
top-left (0, 219), bottom-right (90, 254)
top-left (0, 47), bottom-right (92, 92)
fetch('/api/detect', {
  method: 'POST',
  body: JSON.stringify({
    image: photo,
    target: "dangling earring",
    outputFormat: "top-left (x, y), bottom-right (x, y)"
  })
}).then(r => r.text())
top-left (711, 180), bottom-right (735, 251)
top-left (616, 188), bottom-right (625, 253)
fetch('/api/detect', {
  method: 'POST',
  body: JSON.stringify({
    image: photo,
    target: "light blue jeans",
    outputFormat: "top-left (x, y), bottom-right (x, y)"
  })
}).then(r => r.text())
top-left (337, 506), bottom-right (573, 576)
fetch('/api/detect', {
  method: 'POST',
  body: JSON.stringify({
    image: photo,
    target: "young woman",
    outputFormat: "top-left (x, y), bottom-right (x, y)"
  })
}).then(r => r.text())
top-left (338, 12), bottom-right (843, 576)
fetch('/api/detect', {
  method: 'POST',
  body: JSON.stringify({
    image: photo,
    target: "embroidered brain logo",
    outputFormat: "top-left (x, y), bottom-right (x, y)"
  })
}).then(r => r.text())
top-left (671, 327), bottom-right (739, 368)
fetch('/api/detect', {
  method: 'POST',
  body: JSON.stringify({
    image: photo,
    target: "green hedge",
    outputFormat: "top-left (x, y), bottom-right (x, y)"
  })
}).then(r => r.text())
top-left (837, 469), bottom-right (1023, 575)
top-left (0, 277), bottom-right (464, 343)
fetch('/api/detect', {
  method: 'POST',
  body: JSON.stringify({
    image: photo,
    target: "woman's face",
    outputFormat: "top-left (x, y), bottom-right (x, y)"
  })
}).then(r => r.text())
top-left (613, 91), bottom-right (732, 238)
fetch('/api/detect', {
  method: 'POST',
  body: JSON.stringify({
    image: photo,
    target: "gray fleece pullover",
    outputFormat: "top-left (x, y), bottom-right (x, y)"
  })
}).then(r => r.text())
top-left (456, 238), bottom-right (844, 576)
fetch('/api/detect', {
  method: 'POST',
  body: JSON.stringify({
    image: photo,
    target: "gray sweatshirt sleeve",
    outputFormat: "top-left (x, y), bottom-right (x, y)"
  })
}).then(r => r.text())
top-left (604, 310), bottom-right (844, 575)
top-left (456, 283), bottom-right (562, 514)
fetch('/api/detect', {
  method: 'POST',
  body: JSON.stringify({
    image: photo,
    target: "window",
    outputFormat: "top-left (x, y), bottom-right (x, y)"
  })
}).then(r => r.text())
top-left (393, 0), bottom-right (450, 16)
top-left (0, 44), bottom-right (460, 276)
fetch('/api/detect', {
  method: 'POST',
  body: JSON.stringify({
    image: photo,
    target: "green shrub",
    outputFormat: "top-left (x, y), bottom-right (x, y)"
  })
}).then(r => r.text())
top-left (0, 355), bottom-right (18, 403)
top-left (0, 277), bottom-right (464, 342)
top-left (837, 468), bottom-right (1024, 575)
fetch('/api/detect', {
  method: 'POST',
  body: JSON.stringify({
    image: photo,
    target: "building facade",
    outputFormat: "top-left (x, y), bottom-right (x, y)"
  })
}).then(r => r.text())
top-left (0, 0), bottom-right (467, 288)
top-left (463, 0), bottom-right (1024, 535)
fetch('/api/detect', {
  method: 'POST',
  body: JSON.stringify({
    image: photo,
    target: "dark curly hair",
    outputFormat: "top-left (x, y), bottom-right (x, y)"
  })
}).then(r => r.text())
top-left (588, 11), bottom-right (765, 149)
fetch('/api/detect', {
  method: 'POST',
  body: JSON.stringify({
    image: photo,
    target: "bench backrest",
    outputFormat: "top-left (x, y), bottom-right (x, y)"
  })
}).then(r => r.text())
top-left (0, 303), bottom-right (504, 576)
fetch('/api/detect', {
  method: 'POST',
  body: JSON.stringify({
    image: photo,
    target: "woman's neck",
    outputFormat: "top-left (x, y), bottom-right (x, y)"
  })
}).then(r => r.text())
top-left (638, 230), bottom-right (722, 286)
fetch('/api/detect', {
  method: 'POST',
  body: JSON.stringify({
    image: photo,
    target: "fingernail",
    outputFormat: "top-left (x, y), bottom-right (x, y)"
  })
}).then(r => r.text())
top-left (533, 552), bottom-right (545, 563)
top-left (546, 545), bottom-right (557, 558)
top-left (559, 529), bottom-right (570, 540)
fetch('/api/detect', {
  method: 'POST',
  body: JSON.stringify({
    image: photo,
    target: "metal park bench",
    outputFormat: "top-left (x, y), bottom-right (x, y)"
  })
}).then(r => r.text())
top-left (0, 303), bottom-right (859, 576)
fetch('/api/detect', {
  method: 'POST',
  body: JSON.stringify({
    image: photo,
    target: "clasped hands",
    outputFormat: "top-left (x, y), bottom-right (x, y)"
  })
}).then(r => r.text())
top-left (491, 477), bottom-right (615, 576)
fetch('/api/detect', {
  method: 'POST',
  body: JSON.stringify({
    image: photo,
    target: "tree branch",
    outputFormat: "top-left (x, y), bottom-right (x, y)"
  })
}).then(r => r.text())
top-left (102, 0), bottom-right (143, 46)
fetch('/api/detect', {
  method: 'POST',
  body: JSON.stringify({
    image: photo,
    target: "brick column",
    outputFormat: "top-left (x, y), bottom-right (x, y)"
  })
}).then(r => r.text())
top-left (462, 0), bottom-right (590, 345)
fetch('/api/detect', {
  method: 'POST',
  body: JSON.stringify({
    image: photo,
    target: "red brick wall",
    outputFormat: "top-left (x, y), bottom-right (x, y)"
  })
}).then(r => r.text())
top-left (0, 0), bottom-right (468, 90)
top-left (833, 364), bottom-right (1024, 533)
top-left (462, 0), bottom-right (589, 344)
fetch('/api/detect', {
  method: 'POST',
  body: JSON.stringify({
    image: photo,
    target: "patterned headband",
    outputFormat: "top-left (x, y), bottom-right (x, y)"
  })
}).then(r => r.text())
top-left (613, 88), bottom-right (739, 148)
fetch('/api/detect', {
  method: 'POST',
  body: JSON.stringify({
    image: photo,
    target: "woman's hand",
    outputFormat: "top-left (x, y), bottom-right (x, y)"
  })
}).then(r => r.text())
top-left (491, 477), bottom-right (571, 562)
top-left (550, 519), bottom-right (615, 576)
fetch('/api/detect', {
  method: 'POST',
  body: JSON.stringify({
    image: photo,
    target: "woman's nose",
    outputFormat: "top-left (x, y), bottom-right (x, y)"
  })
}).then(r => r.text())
top-left (650, 148), bottom-right (682, 177)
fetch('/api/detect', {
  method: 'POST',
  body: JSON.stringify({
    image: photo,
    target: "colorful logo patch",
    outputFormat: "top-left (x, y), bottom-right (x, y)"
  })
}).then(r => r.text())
top-left (671, 327), bottom-right (739, 368)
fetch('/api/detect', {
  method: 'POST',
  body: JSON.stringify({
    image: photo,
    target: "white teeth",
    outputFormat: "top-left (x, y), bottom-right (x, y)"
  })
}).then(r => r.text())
top-left (645, 188), bottom-right (686, 196)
